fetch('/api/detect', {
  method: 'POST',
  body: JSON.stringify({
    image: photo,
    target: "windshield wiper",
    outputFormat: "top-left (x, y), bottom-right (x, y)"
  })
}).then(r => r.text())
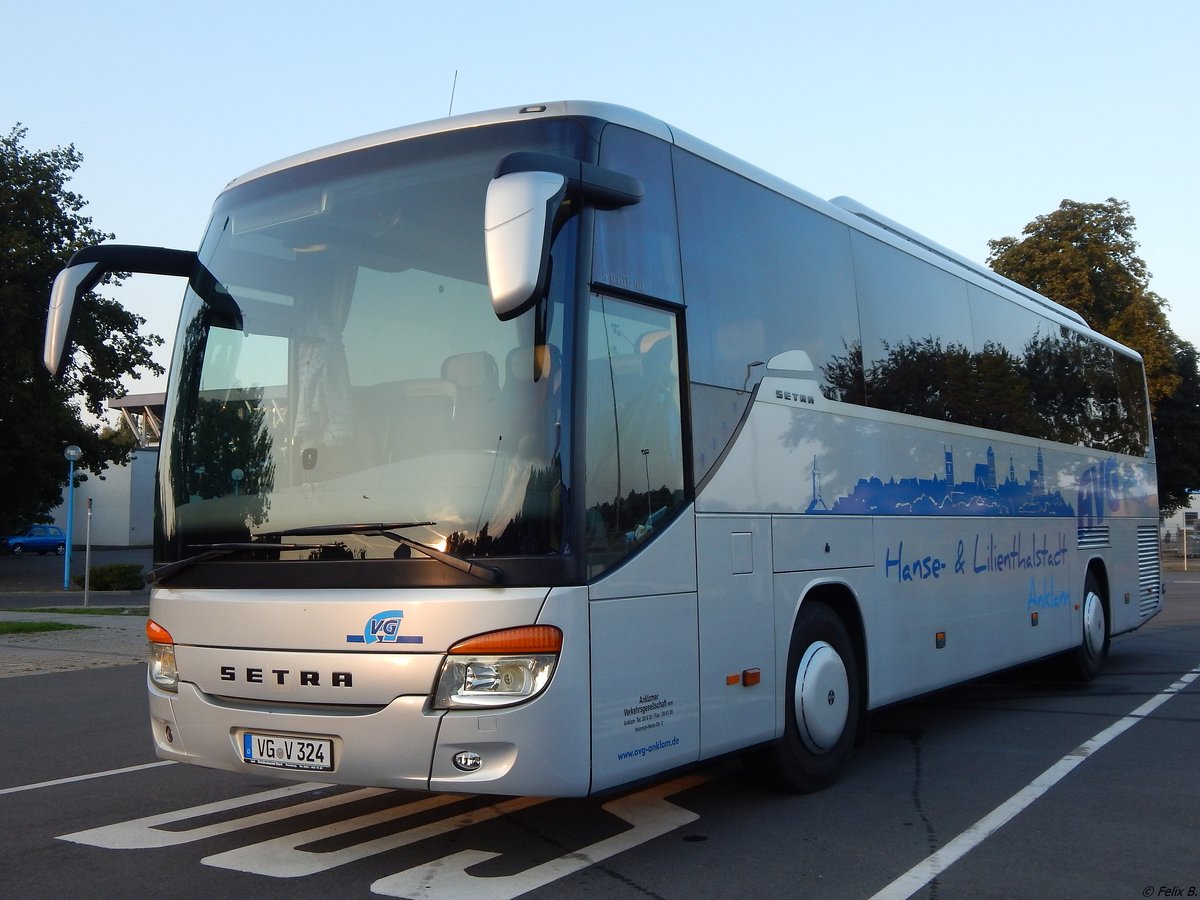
top-left (261, 522), bottom-right (505, 585)
top-left (262, 521), bottom-right (436, 537)
top-left (148, 542), bottom-right (324, 585)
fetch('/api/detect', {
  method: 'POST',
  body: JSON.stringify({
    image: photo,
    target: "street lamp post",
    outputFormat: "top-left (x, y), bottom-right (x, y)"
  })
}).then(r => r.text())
top-left (641, 448), bottom-right (652, 523)
top-left (83, 498), bottom-right (94, 607)
top-left (63, 445), bottom-right (82, 590)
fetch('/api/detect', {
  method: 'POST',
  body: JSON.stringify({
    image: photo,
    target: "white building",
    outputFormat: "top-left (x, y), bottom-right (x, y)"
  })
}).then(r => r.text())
top-left (1161, 493), bottom-right (1200, 557)
top-left (52, 393), bottom-right (162, 548)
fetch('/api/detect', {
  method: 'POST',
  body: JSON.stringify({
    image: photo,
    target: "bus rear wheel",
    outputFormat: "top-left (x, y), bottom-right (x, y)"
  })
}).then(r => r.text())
top-left (750, 601), bottom-right (860, 792)
top-left (1064, 571), bottom-right (1109, 681)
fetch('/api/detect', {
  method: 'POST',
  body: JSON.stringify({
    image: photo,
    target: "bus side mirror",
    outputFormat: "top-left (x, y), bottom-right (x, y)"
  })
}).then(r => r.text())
top-left (484, 171), bottom-right (569, 321)
top-left (44, 245), bottom-right (196, 378)
top-left (484, 152), bottom-right (644, 321)
top-left (46, 260), bottom-right (104, 377)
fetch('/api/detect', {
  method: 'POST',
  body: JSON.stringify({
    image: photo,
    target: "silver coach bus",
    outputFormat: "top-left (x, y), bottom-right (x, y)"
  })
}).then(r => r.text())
top-left (45, 102), bottom-right (1160, 796)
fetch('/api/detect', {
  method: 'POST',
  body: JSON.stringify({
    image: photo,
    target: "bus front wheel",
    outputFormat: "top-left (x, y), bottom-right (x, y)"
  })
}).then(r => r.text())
top-left (751, 601), bottom-right (860, 792)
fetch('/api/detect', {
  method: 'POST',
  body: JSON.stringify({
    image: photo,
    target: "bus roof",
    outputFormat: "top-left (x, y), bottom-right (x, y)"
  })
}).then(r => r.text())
top-left (223, 100), bottom-right (1133, 360)
top-left (223, 101), bottom-right (674, 190)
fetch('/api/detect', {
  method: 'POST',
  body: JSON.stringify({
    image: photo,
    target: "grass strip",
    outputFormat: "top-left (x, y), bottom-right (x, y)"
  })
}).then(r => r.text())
top-left (10, 607), bottom-right (148, 617)
top-left (0, 621), bottom-right (92, 635)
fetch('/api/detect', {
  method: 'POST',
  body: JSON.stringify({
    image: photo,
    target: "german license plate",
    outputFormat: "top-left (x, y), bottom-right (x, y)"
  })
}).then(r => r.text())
top-left (242, 732), bottom-right (333, 771)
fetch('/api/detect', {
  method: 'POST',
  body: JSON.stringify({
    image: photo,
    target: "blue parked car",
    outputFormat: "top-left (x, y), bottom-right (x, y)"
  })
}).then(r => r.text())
top-left (4, 525), bottom-right (67, 556)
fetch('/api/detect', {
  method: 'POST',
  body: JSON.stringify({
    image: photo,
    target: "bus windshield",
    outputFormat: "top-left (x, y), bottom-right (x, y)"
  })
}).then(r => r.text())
top-left (157, 122), bottom-right (583, 580)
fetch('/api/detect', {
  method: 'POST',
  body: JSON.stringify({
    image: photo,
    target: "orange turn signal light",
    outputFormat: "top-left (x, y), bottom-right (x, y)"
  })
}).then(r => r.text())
top-left (449, 625), bottom-right (563, 655)
top-left (146, 619), bottom-right (174, 645)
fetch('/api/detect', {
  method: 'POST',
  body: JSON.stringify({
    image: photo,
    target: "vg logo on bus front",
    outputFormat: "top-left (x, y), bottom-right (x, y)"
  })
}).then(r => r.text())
top-left (346, 609), bottom-right (424, 645)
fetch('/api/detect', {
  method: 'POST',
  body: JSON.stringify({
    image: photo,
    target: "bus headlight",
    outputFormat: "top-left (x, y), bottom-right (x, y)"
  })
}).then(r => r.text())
top-left (433, 626), bottom-right (561, 710)
top-left (147, 619), bottom-right (178, 692)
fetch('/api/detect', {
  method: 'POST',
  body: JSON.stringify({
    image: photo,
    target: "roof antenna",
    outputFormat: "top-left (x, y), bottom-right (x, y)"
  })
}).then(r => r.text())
top-left (448, 70), bottom-right (458, 116)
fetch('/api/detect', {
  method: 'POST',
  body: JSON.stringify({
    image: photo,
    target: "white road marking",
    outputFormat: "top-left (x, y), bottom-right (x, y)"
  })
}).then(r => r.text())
top-left (371, 773), bottom-right (711, 900)
top-left (870, 664), bottom-right (1200, 900)
top-left (202, 794), bottom-right (540, 877)
top-left (58, 770), bottom-right (709, 898)
top-left (0, 760), bottom-right (175, 796)
top-left (60, 782), bottom-right (383, 849)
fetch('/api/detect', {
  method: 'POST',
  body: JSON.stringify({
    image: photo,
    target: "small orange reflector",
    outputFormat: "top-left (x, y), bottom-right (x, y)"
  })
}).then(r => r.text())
top-left (449, 625), bottom-right (563, 655)
top-left (726, 674), bottom-right (741, 686)
top-left (146, 619), bottom-right (173, 645)
top-left (742, 668), bottom-right (761, 687)
top-left (935, 631), bottom-right (946, 649)
top-left (1031, 611), bottom-right (1039, 626)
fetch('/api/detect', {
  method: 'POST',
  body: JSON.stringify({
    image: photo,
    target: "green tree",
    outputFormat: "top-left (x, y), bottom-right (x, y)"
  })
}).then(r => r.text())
top-left (986, 198), bottom-right (1179, 405)
top-left (1152, 344), bottom-right (1200, 513)
top-left (0, 125), bottom-right (163, 535)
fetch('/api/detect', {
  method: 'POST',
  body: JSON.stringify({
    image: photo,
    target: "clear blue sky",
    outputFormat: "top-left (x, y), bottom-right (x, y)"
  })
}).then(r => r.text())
top-left (8, 0), bottom-right (1198, 398)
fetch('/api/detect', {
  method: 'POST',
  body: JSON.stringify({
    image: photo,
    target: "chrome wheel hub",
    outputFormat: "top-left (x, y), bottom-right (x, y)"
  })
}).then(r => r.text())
top-left (795, 641), bottom-right (849, 754)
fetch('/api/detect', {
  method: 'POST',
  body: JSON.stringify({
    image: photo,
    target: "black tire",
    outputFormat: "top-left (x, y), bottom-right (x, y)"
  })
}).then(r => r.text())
top-left (11, 544), bottom-right (22, 557)
top-left (1064, 570), bottom-right (1109, 681)
top-left (55, 543), bottom-right (65, 556)
top-left (750, 602), bottom-right (860, 792)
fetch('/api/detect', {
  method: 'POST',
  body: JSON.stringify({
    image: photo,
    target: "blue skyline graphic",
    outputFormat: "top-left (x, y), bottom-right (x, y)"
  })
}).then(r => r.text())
top-left (808, 446), bottom-right (1074, 517)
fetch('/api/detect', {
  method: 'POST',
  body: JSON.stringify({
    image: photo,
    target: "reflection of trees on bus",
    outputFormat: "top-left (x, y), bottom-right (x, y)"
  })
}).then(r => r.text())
top-left (166, 299), bottom-right (276, 531)
top-left (187, 391), bottom-right (275, 526)
top-left (446, 459), bottom-right (564, 558)
top-left (821, 332), bottom-right (1147, 456)
top-left (306, 542), bottom-right (361, 561)
top-left (586, 485), bottom-right (687, 554)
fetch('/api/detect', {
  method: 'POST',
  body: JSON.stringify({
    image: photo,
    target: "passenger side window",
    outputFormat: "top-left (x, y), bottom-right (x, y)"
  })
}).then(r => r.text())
top-left (584, 295), bottom-right (686, 577)
top-left (672, 148), bottom-right (861, 483)
top-left (594, 125), bottom-right (682, 303)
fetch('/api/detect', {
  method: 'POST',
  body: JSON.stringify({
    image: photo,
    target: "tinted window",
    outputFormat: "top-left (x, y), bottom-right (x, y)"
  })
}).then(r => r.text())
top-left (853, 232), bottom-right (975, 422)
top-left (967, 285), bottom-right (1041, 436)
top-left (672, 147), bottom-right (1149, 459)
top-left (1113, 352), bottom-right (1150, 455)
top-left (584, 296), bottom-right (685, 578)
top-left (673, 149), bottom-right (861, 480)
top-left (594, 126), bottom-right (682, 303)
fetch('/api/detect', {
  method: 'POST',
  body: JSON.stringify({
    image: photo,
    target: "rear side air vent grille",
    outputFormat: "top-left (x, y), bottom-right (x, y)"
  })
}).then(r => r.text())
top-left (1137, 525), bottom-right (1162, 620)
